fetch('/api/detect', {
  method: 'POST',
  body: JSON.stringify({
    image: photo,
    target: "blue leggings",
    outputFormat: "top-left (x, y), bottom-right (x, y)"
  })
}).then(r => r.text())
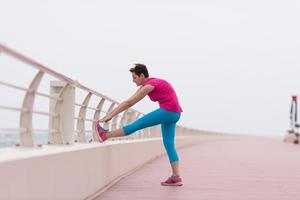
top-left (123, 108), bottom-right (181, 163)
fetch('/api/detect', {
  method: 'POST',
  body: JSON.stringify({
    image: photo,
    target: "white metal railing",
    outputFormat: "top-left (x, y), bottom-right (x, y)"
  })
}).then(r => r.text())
top-left (0, 43), bottom-right (200, 148)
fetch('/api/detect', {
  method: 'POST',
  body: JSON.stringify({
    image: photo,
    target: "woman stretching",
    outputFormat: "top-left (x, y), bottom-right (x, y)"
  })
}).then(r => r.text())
top-left (96, 64), bottom-right (183, 186)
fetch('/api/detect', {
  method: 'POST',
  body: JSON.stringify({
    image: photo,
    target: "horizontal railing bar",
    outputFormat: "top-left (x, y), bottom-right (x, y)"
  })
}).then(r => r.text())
top-left (75, 103), bottom-right (98, 110)
top-left (74, 103), bottom-right (108, 113)
top-left (35, 91), bottom-right (63, 101)
top-left (75, 129), bottom-right (113, 134)
top-left (32, 110), bottom-right (58, 117)
top-left (86, 106), bottom-right (98, 111)
top-left (74, 117), bottom-right (99, 122)
top-left (0, 81), bottom-right (62, 101)
top-left (77, 118), bottom-right (94, 122)
top-left (32, 129), bottom-right (49, 133)
top-left (75, 103), bottom-right (85, 107)
top-left (0, 80), bottom-right (31, 92)
top-left (0, 105), bottom-right (58, 117)
top-left (0, 128), bottom-right (26, 132)
top-left (74, 116), bottom-right (121, 122)
top-left (33, 129), bottom-right (58, 133)
top-left (86, 118), bottom-right (95, 122)
top-left (74, 104), bottom-right (100, 111)
top-left (74, 117), bottom-right (84, 121)
top-left (0, 105), bottom-right (27, 112)
top-left (85, 131), bottom-right (131, 135)
top-left (0, 128), bottom-right (59, 133)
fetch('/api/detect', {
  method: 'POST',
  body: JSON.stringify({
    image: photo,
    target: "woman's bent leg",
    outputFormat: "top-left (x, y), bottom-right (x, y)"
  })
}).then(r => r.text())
top-left (161, 122), bottom-right (180, 176)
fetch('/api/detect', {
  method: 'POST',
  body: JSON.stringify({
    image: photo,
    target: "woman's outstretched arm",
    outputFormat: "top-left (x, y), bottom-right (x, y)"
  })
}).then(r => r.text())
top-left (99, 85), bottom-right (154, 122)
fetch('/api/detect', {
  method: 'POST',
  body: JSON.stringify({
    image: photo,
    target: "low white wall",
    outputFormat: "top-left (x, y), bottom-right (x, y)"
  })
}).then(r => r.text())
top-left (0, 136), bottom-right (206, 200)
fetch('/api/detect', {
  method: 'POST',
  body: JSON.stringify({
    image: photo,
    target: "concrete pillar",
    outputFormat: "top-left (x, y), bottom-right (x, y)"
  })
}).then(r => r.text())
top-left (49, 81), bottom-right (75, 145)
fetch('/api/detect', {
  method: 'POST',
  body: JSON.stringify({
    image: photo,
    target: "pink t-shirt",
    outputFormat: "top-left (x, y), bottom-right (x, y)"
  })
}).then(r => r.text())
top-left (144, 77), bottom-right (182, 113)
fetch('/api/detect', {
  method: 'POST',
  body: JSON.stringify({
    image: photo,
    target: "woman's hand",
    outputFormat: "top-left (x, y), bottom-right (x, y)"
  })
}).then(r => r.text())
top-left (99, 115), bottom-right (113, 123)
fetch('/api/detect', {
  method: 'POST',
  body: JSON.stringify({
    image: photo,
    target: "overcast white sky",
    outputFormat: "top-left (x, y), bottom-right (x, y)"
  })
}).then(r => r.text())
top-left (0, 0), bottom-right (299, 138)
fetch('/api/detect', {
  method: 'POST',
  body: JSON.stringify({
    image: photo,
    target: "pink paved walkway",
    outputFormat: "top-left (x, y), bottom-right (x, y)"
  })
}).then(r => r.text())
top-left (94, 136), bottom-right (300, 200)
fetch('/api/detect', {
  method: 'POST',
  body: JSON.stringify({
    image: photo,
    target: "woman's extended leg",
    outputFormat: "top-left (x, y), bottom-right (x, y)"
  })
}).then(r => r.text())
top-left (123, 109), bottom-right (179, 136)
top-left (102, 108), bottom-right (179, 139)
top-left (105, 128), bottom-right (125, 139)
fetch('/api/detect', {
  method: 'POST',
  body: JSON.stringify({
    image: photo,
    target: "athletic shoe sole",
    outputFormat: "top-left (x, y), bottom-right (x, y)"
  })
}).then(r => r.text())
top-left (161, 182), bottom-right (183, 186)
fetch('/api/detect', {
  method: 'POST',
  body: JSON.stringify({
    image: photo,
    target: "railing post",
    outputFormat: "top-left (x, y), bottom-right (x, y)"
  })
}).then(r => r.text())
top-left (76, 92), bottom-right (92, 143)
top-left (104, 102), bottom-right (115, 130)
top-left (92, 98), bottom-right (105, 142)
top-left (111, 114), bottom-right (119, 131)
top-left (49, 81), bottom-right (75, 145)
top-left (119, 109), bottom-right (129, 128)
top-left (20, 71), bottom-right (44, 147)
top-left (127, 110), bottom-right (136, 124)
top-left (133, 113), bottom-right (142, 139)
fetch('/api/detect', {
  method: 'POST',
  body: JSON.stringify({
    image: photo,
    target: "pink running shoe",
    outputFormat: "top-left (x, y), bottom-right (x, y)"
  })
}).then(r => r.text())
top-left (161, 176), bottom-right (183, 186)
top-left (96, 121), bottom-right (108, 142)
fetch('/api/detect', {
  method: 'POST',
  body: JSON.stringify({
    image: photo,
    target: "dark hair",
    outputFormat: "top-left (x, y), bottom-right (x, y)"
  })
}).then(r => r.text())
top-left (129, 64), bottom-right (149, 78)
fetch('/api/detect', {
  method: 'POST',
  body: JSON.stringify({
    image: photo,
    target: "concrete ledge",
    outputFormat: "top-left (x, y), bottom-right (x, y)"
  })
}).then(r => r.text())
top-left (0, 136), bottom-right (204, 200)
